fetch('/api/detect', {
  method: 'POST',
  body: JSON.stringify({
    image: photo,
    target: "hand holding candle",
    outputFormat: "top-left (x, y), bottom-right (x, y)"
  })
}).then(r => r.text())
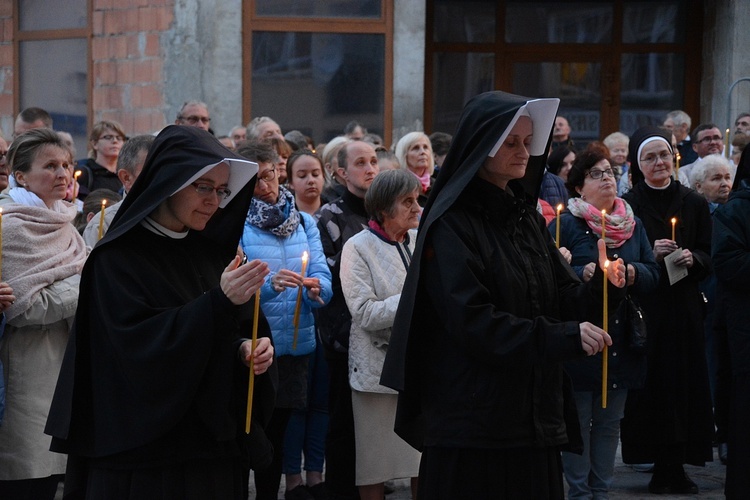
top-left (98, 199), bottom-right (107, 241)
top-left (555, 204), bottom-right (563, 248)
top-left (292, 251), bottom-right (309, 350)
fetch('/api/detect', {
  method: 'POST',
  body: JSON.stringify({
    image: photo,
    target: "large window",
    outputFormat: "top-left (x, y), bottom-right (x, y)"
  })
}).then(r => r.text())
top-left (15, 0), bottom-right (89, 154)
top-left (427, 0), bottom-right (701, 143)
top-left (244, 1), bottom-right (392, 144)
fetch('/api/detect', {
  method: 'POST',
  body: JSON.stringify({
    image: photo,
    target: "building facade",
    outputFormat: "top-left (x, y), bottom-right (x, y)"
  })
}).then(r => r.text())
top-left (2, 1), bottom-right (749, 152)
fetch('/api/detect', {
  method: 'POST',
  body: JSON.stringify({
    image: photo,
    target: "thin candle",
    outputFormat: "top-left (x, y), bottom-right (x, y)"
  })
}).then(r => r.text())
top-left (601, 209), bottom-right (606, 244)
top-left (245, 289), bottom-right (260, 434)
top-left (725, 128), bottom-right (731, 159)
top-left (602, 260), bottom-right (609, 409)
top-left (98, 199), bottom-right (107, 241)
top-left (671, 217), bottom-right (677, 241)
top-left (555, 204), bottom-right (563, 248)
top-left (292, 251), bottom-right (309, 350)
top-left (73, 170), bottom-right (82, 201)
top-left (675, 151), bottom-right (681, 179)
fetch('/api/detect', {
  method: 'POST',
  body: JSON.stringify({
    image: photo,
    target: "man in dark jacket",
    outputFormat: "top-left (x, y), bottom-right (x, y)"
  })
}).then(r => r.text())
top-left (316, 140), bottom-right (379, 500)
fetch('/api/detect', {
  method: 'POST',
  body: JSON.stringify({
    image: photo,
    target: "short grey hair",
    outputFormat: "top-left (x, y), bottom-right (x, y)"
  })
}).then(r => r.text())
top-left (690, 154), bottom-right (733, 187)
top-left (665, 110), bottom-right (691, 129)
top-left (176, 100), bottom-right (209, 121)
top-left (364, 169), bottom-right (420, 224)
top-left (117, 135), bottom-right (155, 174)
top-left (246, 116), bottom-right (278, 140)
top-left (603, 131), bottom-right (629, 150)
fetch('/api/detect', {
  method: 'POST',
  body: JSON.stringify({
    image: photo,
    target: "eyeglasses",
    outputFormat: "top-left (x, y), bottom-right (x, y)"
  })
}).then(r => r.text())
top-left (586, 168), bottom-right (616, 180)
top-left (639, 152), bottom-right (673, 166)
top-left (695, 135), bottom-right (723, 145)
top-left (191, 182), bottom-right (231, 200)
top-left (258, 168), bottom-right (277, 183)
top-left (100, 134), bottom-right (125, 142)
top-left (181, 115), bottom-right (211, 125)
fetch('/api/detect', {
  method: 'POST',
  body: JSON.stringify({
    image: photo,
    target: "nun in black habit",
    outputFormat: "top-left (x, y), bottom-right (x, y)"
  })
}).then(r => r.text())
top-left (380, 91), bottom-right (626, 498)
top-left (45, 125), bottom-right (277, 499)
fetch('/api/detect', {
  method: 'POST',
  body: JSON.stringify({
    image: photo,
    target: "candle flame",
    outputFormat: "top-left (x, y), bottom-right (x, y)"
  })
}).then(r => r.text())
top-left (301, 251), bottom-right (308, 263)
top-left (556, 204), bottom-right (563, 213)
top-left (671, 217), bottom-right (676, 224)
top-left (604, 260), bottom-right (610, 269)
top-left (74, 170), bottom-right (82, 179)
top-left (101, 199), bottom-right (107, 208)
top-left (676, 151), bottom-right (681, 160)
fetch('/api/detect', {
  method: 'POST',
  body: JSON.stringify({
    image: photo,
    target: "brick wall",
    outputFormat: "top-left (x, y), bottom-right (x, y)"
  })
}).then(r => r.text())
top-left (92, 0), bottom-right (174, 135)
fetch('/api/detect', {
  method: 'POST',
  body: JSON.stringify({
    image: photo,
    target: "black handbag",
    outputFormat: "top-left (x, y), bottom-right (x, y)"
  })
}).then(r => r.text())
top-left (624, 294), bottom-right (647, 351)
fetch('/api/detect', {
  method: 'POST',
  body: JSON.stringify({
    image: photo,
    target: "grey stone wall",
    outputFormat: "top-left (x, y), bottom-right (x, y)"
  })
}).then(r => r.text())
top-left (392, 0), bottom-right (426, 145)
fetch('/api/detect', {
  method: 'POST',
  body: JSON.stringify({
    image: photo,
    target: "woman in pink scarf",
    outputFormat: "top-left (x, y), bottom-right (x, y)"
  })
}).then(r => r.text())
top-left (0, 129), bottom-right (87, 499)
top-left (395, 131), bottom-right (434, 206)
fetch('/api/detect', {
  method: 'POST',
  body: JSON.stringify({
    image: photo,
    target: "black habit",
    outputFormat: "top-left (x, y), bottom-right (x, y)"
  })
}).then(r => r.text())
top-left (45, 126), bottom-right (276, 499)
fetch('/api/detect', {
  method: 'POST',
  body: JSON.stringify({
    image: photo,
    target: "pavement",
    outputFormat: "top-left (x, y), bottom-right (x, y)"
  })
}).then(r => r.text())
top-left (249, 445), bottom-right (726, 499)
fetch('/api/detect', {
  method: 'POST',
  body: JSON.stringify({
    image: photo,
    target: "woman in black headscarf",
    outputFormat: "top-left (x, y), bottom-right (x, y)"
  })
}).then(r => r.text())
top-left (45, 125), bottom-right (277, 499)
top-left (619, 126), bottom-right (714, 494)
top-left (381, 91), bottom-right (625, 498)
top-left (711, 146), bottom-right (750, 499)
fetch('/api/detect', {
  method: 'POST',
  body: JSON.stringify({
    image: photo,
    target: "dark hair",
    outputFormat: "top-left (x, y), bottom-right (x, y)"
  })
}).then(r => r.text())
top-left (344, 120), bottom-right (366, 136)
top-left (429, 131), bottom-right (452, 156)
top-left (565, 142), bottom-right (611, 198)
top-left (7, 128), bottom-right (67, 174)
top-left (364, 169), bottom-right (421, 224)
top-left (236, 140), bottom-right (278, 165)
top-left (287, 149), bottom-right (323, 181)
top-left (691, 123), bottom-right (720, 143)
top-left (18, 107), bottom-right (53, 128)
top-left (547, 145), bottom-right (576, 175)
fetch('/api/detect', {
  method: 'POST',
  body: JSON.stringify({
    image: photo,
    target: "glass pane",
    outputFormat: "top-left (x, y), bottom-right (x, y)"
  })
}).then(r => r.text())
top-left (513, 62), bottom-right (602, 145)
top-left (19, 0), bottom-right (87, 30)
top-left (623, 2), bottom-right (683, 44)
top-left (255, 0), bottom-right (380, 18)
top-left (19, 39), bottom-right (88, 156)
top-left (251, 32), bottom-right (384, 143)
top-left (433, 0), bottom-right (496, 43)
top-left (620, 53), bottom-right (684, 134)
top-left (505, 2), bottom-right (613, 44)
top-left (431, 52), bottom-right (494, 134)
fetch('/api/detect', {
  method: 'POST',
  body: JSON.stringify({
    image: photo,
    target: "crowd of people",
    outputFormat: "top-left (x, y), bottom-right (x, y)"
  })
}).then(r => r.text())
top-left (0, 95), bottom-right (747, 500)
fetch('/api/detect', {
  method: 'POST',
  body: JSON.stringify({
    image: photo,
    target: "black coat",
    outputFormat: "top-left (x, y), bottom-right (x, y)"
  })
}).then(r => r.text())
top-left (381, 91), bottom-right (618, 453)
top-left (619, 180), bottom-right (714, 465)
top-left (712, 181), bottom-right (750, 497)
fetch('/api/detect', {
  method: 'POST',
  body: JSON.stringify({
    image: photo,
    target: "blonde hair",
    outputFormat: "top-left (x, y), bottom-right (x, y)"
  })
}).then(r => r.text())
top-left (395, 131), bottom-right (434, 176)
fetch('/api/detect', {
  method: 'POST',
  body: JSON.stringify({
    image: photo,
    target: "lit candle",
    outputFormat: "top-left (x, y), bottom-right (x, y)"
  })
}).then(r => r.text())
top-left (292, 251), bottom-right (309, 350)
top-left (245, 288), bottom-right (261, 434)
top-left (73, 170), bottom-right (82, 201)
top-left (98, 199), bottom-right (107, 241)
top-left (602, 260), bottom-right (609, 409)
top-left (675, 151), bottom-right (681, 179)
top-left (601, 209), bottom-right (606, 244)
top-left (671, 217), bottom-right (677, 241)
top-left (726, 128), bottom-right (731, 159)
top-left (555, 204), bottom-right (563, 249)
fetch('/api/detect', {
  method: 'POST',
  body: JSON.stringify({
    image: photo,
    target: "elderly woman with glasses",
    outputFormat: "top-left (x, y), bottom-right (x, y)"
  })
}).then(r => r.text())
top-left (76, 120), bottom-right (128, 198)
top-left (618, 126), bottom-right (715, 495)
top-left (238, 141), bottom-right (333, 500)
top-left (549, 142), bottom-right (659, 499)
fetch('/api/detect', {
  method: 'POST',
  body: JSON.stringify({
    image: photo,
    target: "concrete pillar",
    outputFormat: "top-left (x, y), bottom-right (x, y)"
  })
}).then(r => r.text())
top-left (392, 0), bottom-right (426, 145)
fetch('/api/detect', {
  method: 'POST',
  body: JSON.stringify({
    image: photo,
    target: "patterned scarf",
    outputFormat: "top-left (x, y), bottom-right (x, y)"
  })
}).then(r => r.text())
top-left (246, 185), bottom-right (300, 237)
top-left (567, 196), bottom-right (636, 248)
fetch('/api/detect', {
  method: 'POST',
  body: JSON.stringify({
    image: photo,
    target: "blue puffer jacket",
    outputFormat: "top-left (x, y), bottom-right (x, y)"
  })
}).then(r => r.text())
top-left (241, 212), bottom-right (333, 356)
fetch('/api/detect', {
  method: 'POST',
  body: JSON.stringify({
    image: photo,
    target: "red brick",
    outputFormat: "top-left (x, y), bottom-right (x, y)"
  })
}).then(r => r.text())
top-left (103, 11), bottom-right (121, 35)
top-left (115, 60), bottom-right (133, 84)
top-left (140, 84), bottom-right (162, 107)
top-left (156, 7), bottom-right (174, 31)
top-left (150, 59), bottom-right (163, 81)
top-left (95, 61), bottom-right (117, 85)
top-left (0, 92), bottom-right (13, 116)
top-left (0, 2), bottom-right (12, 17)
top-left (92, 37), bottom-right (108, 60)
top-left (93, 87), bottom-right (108, 109)
top-left (125, 8), bottom-right (140, 32)
top-left (92, 11), bottom-right (105, 35)
top-left (144, 33), bottom-right (160, 57)
top-left (110, 36), bottom-right (128, 59)
top-left (138, 7), bottom-right (157, 32)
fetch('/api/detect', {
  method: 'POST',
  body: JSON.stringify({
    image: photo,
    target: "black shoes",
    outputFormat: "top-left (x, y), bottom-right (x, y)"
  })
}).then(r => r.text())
top-left (718, 442), bottom-right (728, 465)
top-left (648, 464), bottom-right (699, 495)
